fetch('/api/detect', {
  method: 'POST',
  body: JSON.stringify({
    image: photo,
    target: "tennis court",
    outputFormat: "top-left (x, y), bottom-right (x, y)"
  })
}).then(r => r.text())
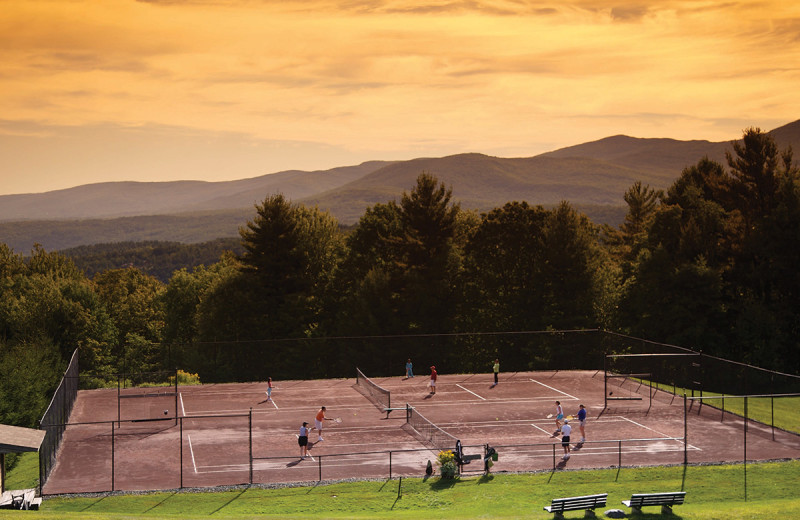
top-left (42, 369), bottom-right (800, 494)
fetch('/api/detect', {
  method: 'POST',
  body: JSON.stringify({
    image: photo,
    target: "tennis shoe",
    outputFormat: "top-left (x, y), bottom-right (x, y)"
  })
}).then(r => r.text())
top-left (318, 437), bottom-right (323, 441)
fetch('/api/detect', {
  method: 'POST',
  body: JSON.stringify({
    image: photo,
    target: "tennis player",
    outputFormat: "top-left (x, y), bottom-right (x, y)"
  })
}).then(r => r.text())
top-left (561, 419), bottom-right (572, 460)
top-left (577, 404), bottom-right (587, 442)
top-left (429, 366), bottom-right (438, 394)
top-left (266, 377), bottom-right (273, 401)
top-left (298, 422), bottom-right (309, 458)
top-left (555, 401), bottom-right (564, 432)
top-left (315, 406), bottom-right (331, 441)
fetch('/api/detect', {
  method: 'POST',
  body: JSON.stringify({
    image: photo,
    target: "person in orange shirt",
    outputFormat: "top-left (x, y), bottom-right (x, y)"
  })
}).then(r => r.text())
top-left (314, 406), bottom-right (331, 441)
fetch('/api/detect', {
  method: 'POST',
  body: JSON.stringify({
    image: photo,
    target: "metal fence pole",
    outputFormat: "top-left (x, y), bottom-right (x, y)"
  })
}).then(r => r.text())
top-left (389, 451), bottom-right (392, 479)
top-left (249, 408), bottom-right (253, 485)
top-left (111, 421), bottom-right (115, 492)
top-left (318, 455), bottom-right (322, 481)
top-left (180, 417), bottom-right (183, 489)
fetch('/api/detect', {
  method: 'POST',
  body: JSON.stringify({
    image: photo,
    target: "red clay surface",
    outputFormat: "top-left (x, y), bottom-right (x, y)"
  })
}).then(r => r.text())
top-left (43, 370), bottom-right (800, 494)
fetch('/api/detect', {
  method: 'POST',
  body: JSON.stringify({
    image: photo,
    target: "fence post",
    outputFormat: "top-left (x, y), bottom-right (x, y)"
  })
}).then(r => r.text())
top-left (744, 396), bottom-right (748, 502)
top-left (618, 440), bottom-right (622, 469)
top-left (683, 394), bottom-right (688, 466)
top-left (318, 455), bottom-right (322, 481)
top-left (249, 408), bottom-right (253, 485)
top-left (111, 421), bottom-right (115, 491)
top-left (180, 417), bottom-right (183, 489)
top-left (389, 451), bottom-right (392, 479)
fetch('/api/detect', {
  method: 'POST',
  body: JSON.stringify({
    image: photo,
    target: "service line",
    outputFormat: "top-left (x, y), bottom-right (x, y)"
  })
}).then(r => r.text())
top-left (456, 384), bottom-right (486, 400)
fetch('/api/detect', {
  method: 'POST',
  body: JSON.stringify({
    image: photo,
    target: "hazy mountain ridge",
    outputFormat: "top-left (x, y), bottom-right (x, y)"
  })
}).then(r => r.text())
top-left (1, 119), bottom-right (798, 252)
top-left (0, 160), bottom-right (395, 221)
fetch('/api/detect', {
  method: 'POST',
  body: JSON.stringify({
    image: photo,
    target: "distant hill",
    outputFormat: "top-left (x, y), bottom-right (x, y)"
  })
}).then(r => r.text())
top-left (0, 161), bottom-right (395, 221)
top-left (0, 119), bottom-right (797, 253)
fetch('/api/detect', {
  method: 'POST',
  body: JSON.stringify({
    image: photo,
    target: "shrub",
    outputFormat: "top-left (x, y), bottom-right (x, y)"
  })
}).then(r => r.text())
top-left (437, 450), bottom-right (458, 479)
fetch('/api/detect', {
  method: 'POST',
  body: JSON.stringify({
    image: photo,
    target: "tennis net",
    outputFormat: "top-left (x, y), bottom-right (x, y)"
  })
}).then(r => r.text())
top-left (406, 405), bottom-right (459, 454)
top-left (355, 367), bottom-right (391, 412)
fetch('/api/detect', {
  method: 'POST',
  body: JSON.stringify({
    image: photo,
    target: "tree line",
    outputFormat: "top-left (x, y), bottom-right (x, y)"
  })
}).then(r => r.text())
top-left (1, 127), bottom-right (798, 433)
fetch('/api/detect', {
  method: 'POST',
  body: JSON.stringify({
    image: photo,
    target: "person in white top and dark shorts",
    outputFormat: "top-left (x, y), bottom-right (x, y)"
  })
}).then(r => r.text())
top-left (561, 419), bottom-right (572, 460)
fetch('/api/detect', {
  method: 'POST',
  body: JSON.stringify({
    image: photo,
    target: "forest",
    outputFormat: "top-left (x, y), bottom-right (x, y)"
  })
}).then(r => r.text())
top-left (1, 127), bottom-right (798, 437)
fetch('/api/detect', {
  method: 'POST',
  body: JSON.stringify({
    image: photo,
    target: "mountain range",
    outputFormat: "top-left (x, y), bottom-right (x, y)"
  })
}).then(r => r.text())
top-left (1, 119), bottom-right (798, 253)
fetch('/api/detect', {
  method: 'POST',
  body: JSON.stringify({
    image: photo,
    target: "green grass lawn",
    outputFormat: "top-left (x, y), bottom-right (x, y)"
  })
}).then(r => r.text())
top-left (3, 460), bottom-right (799, 519)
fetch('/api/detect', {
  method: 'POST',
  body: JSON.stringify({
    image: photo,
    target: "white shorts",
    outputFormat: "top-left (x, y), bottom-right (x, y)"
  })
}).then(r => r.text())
top-left (430, 380), bottom-right (436, 387)
top-left (314, 419), bottom-right (323, 431)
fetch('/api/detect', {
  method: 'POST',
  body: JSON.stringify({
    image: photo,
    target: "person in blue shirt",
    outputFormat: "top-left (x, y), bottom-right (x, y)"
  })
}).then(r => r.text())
top-left (577, 404), bottom-right (587, 442)
top-left (405, 359), bottom-right (414, 379)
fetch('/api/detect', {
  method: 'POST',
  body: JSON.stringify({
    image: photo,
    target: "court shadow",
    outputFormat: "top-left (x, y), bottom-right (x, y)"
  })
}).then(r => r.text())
top-left (286, 459), bottom-right (303, 468)
top-left (423, 394), bottom-right (433, 400)
top-left (573, 442), bottom-right (584, 451)
top-left (477, 474), bottom-right (494, 484)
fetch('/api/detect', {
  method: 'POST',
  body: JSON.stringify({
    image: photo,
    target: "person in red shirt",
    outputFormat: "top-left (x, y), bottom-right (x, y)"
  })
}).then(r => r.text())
top-left (429, 366), bottom-right (438, 395)
top-left (314, 406), bottom-right (331, 441)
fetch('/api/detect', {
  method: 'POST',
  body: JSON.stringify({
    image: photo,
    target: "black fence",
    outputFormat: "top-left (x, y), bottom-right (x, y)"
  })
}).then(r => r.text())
top-left (38, 348), bottom-right (79, 494)
top-left (41, 410), bottom-right (690, 495)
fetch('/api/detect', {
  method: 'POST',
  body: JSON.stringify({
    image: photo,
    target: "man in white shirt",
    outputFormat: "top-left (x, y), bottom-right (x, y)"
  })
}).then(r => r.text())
top-left (561, 419), bottom-right (572, 460)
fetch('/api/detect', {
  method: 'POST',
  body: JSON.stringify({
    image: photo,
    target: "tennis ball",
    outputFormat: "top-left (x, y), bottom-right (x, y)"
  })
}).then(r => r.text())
top-left (495, 417), bottom-right (499, 421)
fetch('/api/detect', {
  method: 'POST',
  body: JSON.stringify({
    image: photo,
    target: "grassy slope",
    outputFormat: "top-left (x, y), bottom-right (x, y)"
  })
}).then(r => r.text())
top-left (4, 460), bottom-right (799, 519)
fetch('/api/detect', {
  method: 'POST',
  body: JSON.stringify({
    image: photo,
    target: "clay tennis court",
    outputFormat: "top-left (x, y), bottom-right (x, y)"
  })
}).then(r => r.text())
top-left (42, 369), bottom-right (800, 494)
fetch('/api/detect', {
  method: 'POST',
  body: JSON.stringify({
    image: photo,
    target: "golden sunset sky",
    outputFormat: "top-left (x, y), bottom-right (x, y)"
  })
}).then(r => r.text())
top-left (1, 0), bottom-right (798, 195)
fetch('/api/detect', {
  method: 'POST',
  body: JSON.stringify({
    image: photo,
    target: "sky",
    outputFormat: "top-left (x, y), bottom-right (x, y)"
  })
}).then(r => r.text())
top-left (1, 0), bottom-right (799, 196)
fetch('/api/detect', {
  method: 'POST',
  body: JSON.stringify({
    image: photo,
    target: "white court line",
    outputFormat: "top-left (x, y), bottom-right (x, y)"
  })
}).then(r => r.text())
top-left (531, 423), bottom-right (553, 435)
top-left (179, 392), bottom-right (186, 417)
top-left (268, 396), bottom-right (279, 409)
top-left (187, 434), bottom-right (198, 473)
top-left (529, 378), bottom-right (578, 400)
top-left (456, 384), bottom-right (486, 400)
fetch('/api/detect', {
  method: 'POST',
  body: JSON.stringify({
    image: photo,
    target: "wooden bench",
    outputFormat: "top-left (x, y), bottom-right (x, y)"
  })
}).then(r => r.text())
top-left (622, 491), bottom-right (686, 514)
top-left (0, 488), bottom-right (38, 510)
top-left (543, 493), bottom-right (608, 519)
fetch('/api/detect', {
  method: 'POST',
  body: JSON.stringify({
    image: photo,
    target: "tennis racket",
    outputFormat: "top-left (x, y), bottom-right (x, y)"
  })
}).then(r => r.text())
top-left (546, 414), bottom-right (553, 418)
top-left (333, 417), bottom-right (342, 423)
top-left (566, 415), bottom-right (575, 420)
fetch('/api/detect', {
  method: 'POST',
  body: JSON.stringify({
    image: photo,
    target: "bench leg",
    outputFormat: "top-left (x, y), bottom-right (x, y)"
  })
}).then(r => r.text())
top-left (661, 505), bottom-right (673, 514)
top-left (553, 513), bottom-right (565, 520)
top-left (631, 506), bottom-right (642, 514)
top-left (584, 509), bottom-right (597, 518)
